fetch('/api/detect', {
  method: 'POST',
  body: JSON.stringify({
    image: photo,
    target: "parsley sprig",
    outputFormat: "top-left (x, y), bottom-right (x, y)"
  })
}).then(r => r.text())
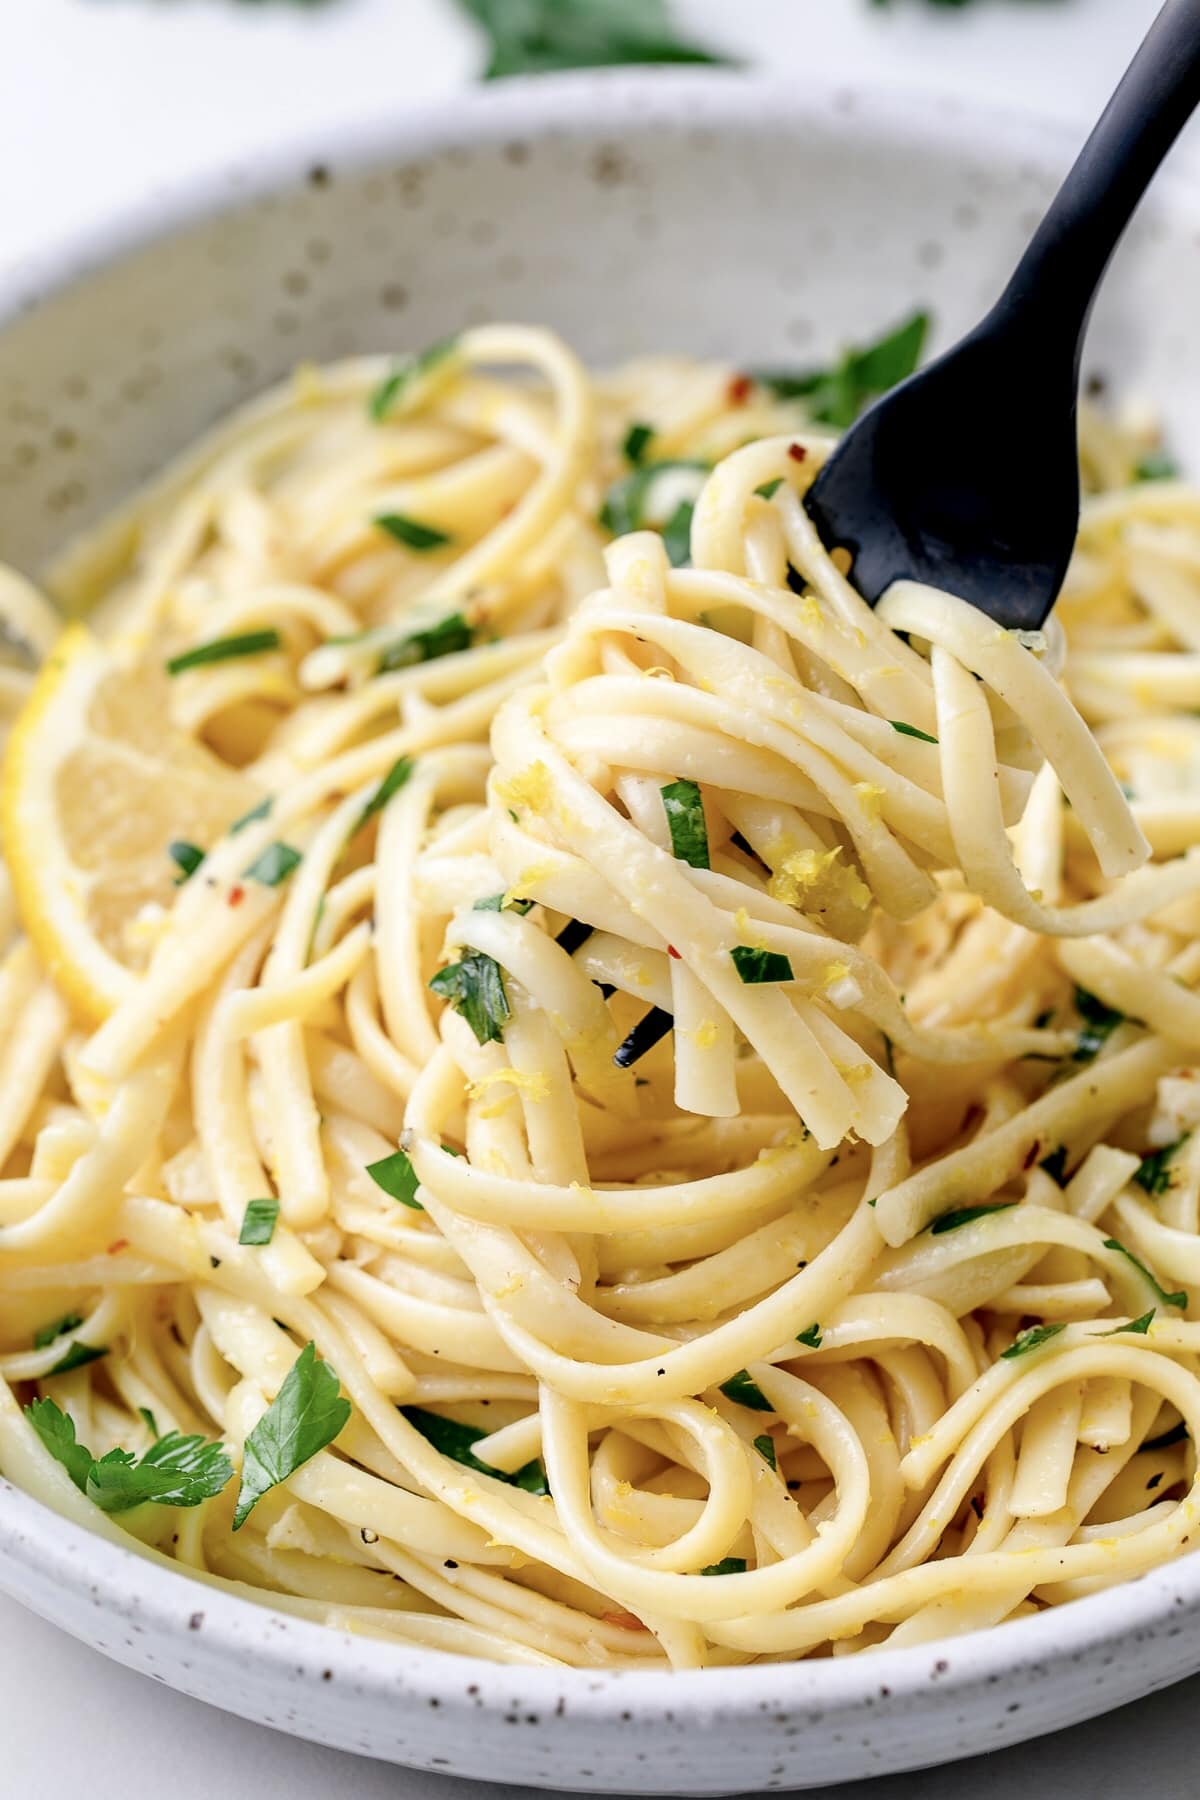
top-left (26, 1398), bottom-right (233, 1514)
top-left (756, 311), bottom-right (929, 430)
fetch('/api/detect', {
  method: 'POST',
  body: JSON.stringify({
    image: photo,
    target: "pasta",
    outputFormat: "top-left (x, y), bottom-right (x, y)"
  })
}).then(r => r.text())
top-left (3, 322), bottom-right (1200, 1670)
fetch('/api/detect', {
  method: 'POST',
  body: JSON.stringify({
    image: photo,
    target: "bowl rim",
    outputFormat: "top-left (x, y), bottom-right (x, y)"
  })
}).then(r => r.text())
top-left (3, 63), bottom-right (1200, 1724)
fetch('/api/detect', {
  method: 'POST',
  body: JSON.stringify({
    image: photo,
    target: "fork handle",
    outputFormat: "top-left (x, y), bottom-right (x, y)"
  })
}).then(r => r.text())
top-left (998, 0), bottom-right (1200, 362)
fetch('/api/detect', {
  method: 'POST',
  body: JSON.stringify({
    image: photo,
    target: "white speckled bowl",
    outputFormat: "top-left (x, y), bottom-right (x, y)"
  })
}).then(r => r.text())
top-left (3, 70), bottom-right (1200, 1795)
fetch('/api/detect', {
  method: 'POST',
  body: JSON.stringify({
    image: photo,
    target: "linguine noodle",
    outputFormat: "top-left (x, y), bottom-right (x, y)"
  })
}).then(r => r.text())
top-left (3, 324), bottom-right (1200, 1669)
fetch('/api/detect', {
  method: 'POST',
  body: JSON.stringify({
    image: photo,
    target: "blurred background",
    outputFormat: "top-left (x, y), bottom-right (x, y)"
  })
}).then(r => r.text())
top-left (2, 0), bottom-right (1173, 282)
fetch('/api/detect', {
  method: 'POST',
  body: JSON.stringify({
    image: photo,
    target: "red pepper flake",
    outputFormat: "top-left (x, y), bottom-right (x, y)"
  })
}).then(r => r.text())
top-left (726, 374), bottom-right (753, 407)
top-left (601, 1610), bottom-right (648, 1632)
top-left (667, 944), bottom-right (682, 960)
top-left (106, 1239), bottom-right (130, 1256)
top-left (228, 884), bottom-right (245, 908)
top-left (787, 443), bottom-right (808, 464)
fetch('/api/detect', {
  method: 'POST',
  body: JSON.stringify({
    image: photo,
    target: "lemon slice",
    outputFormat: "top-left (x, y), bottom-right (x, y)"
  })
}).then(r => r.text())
top-left (2, 623), bottom-right (257, 1022)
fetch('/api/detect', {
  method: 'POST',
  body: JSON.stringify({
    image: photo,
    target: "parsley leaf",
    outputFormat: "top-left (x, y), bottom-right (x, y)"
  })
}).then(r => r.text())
top-left (243, 842), bottom-right (302, 887)
top-left (402, 1405), bottom-right (549, 1494)
top-left (730, 945), bottom-right (794, 984)
top-left (25, 1397), bottom-right (99, 1493)
top-left (377, 612), bottom-right (474, 674)
top-left (25, 1397), bottom-right (233, 1513)
top-left (660, 778), bottom-right (710, 870)
top-left (48, 1341), bottom-right (108, 1376)
top-left (753, 1433), bottom-right (777, 1470)
top-left (1072, 986), bottom-right (1124, 1063)
top-left (890, 720), bottom-right (938, 745)
top-left (719, 1370), bottom-right (772, 1412)
top-left (455, 0), bottom-right (731, 79)
top-left (353, 756), bottom-right (415, 836)
top-left (233, 1342), bottom-right (351, 1530)
top-left (239, 1198), bottom-right (280, 1246)
top-left (756, 311), bottom-right (929, 429)
top-left (1135, 450), bottom-right (1180, 483)
top-left (168, 840), bottom-right (205, 884)
top-left (599, 459), bottom-right (708, 548)
top-left (1135, 1135), bottom-right (1190, 1197)
top-left (374, 512), bottom-right (452, 552)
top-left (623, 422), bottom-right (654, 465)
top-left (473, 893), bottom-right (533, 914)
top-left (429, 950), bottom-right (510, 1045)
top-left (87, 1433), bottom-right (235, 1514)
top-left (33, 1313), bottom-right (84, 1350)
top-left (1001, 1322), bottom-right (1067, 1360)
top-left (368, 337), bottom-right (460, 421)
top-left (929, 1202), bottom-right (1017, 1235)
top-left (230, 796), bottom-right (272, 835)
top-left (367, 1149), bottom-right (422, 1210)
top-left (1102, 1238), bottom-right (1188, 1310)
top-left (795, 1323), bottom-right (823, 1349)
top-left (700, 1557), bottom-right (748, 1576)
top-left (166, 629), bottom-right (281, 677)
top-left (1100, 1310), bottom-right (1156, 1336)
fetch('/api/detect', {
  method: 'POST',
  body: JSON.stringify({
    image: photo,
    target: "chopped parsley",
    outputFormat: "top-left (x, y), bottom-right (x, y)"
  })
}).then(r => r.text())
top-left (1134, 1135), bottom-right (1190, 1197)
top-left (243, 842), bottom-right (302, 888)
top-left (1001, 1322), bottom-right (1067, 1360)
top-left (374, 512), bottom-right (452, 553)
top-left (429, 950), bottom-right (510, 1045)
top-left (456, 0), bottom-right (732, 80)
top-left (1102, 1238), bottom-right (1188, 1310)
top-left (33, 1313), bottom-right (84, 1350)
top-left (353, 756), bottom-right (415, 835)
top-left (755, 478), bottom-right (784, 501)
top-left (166, 629), bottom-right (281, 677)
top-left (930, 1202), bottom-right (1017, 1236)
top-left (599, 458), bottom-right (708, 566)
top-left (730, 945), bottom-right (794, 984)
top-left (231, 796), bottom-right (272, 835)
top-left (32, 1314), bottom-right (107, 1375)
top-left (401, 1404), bottom-right (549, 1494)
top-left (795, 1323), bottom-right (823, 1349)
top-left (1135, 450), bottom-right (1180, 483)
top-left (26, 1397), bottom-right (233, 1514)
top-left (660, 778), bottom-right (710, 870)
top-left (1040, 1144), bottom-right (1069, 1183)
top-left (755, 311), bottom-right (929, 430)
top-left (239, 1198), bottom-right (281, 1246)
top-left (377, 611), bottom-right (474, 674)
top-left (1072, 986), bottom-right (1125, 1062)
top-left (753, 1434), bottom-right (777, 1470)
top-left (1100, 1310), bottom-right (1156, 1336)
top-left (367, 1149), bottom-right (422, 1210)
top-left (623, 421), bottom-right (654, 465)
top-left (233, 1342), bottom-right (351, 1530)
top-left (699, 1557), bottom-right (748, 1576)
top-left (368, 336), bottom-right (460, 422)
top-left (473, 893), bottom-right (533, 914)
top-left (168, 840), bottom-right (205, 884)
top-left (660, 500), bottom-right (694, 568)
top-left (890, 720), bottom-right (938, 745)
top-left (719, 1370), bottom-right (772, 1412)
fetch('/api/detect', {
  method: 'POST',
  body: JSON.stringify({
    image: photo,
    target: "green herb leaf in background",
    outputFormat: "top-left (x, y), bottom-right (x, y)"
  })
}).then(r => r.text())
top-left (756, 310), bottom-right (929, 430)
top-left (455, 0), bottom-right (732, 79)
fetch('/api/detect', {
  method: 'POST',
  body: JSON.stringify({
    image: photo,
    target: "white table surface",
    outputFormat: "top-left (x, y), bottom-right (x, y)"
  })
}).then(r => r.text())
top-left (4, 0), bottom-right (1200, 1794)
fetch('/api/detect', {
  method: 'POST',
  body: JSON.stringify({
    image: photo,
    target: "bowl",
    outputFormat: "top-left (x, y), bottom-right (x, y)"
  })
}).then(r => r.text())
top-left (3, 68), bottom-right (1200, 1796)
